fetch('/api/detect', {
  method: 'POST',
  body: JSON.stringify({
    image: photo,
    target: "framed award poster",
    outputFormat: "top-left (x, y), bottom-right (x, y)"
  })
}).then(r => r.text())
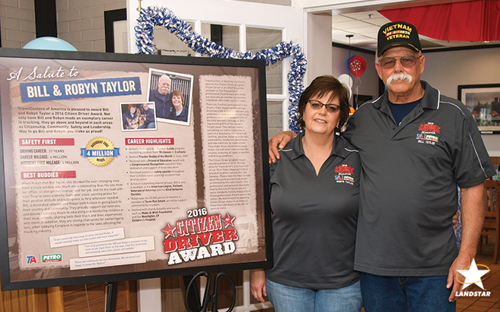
top-left (0, 48), bottom-right (271, 290)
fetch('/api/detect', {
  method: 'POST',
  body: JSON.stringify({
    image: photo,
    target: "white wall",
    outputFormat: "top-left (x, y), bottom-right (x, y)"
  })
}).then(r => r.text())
top-left (422, 48), bottom-right (500, 99)
top-left (332, 46), bottom-right (379, 104)
top-left (306, 12), bottom-right (333, 85)
top-left (422, 47), bottom-right (500, 156)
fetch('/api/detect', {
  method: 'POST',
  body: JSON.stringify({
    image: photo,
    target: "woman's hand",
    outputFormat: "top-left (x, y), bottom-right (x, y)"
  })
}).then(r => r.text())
top-left (251, 269), bottom-right (267, 303)
top-left (452, 210), bottom-right (460, 229)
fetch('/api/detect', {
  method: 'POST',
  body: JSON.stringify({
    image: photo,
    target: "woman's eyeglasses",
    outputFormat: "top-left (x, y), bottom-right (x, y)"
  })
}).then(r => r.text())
top-left (308, 100), bottom-right (340, 113)
top-left (379, 55), bottom-right (421, 69)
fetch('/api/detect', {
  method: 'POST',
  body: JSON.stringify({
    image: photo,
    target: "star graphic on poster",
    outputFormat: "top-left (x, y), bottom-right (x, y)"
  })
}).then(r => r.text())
top-left (222, 213), bottom-right (236, 228)
top-left (161, 223), bottom-right (176, 239)
top-left (457, 258), bottom-right (490, 290)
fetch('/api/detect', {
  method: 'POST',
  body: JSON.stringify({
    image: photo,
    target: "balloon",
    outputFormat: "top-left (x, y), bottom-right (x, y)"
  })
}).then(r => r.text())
top-left (349, 55), bottom-right (367, 78)
top-left (23, 37), bottom-right (78, 51)
top-left (337, 74), bottom-right (353, 100)
top-left (337, 74), bottom-right (353, 88)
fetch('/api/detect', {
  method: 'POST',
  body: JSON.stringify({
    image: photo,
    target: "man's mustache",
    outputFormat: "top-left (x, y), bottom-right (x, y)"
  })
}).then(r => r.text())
top-left (386, 73), bottom-right (412, 86)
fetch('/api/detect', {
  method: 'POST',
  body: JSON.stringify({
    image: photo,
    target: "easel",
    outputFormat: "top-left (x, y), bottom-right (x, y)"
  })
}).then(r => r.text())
top-left (184, 272), bottom-right (236, 312)
top-left (105, 282), bottom-right (118, 312)
top-left (184, 275), bottom-right (202, 311)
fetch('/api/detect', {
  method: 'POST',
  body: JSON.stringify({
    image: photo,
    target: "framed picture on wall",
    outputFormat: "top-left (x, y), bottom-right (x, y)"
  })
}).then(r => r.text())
top-left (458, 84), bottom-right (500, 134)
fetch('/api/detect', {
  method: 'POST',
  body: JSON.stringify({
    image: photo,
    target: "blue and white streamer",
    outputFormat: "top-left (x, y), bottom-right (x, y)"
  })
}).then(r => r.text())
top-left (135, 6), bottom-right (306, 132)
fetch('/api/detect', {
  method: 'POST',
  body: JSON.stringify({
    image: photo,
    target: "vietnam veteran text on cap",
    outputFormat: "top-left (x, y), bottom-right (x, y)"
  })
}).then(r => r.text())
top-left (377, 21), bottom-right (422, 56)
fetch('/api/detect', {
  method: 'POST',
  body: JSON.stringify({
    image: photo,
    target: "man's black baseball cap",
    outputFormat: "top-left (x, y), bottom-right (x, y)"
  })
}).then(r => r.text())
top-left (377, 21), bottom-right (422, 56)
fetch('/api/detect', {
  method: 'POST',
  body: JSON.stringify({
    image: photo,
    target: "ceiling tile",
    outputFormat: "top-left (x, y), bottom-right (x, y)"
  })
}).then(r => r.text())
top-left (332, 15), bottom-right (355, 23)
top-left (333, 20), bottom-right (373, 29)
top-left (341, 11), bottom-right (383, 21)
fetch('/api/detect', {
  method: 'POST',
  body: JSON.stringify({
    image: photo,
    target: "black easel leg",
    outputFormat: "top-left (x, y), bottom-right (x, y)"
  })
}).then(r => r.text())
top-left (105, 282), bottom-right (118, 312)
top-left (184, 275), bottom-right (201, 311)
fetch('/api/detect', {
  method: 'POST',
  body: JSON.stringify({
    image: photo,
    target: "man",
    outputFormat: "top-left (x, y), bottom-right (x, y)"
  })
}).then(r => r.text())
top-left (269, 21), bottom-right (495, 311)
top-left (149, 74), bottom-right (173, 118)
top-left (139, 103), bottom-right (156, 129)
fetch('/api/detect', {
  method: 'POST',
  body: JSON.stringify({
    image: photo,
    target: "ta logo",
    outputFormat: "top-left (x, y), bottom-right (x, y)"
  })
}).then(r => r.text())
top-left (26, 255), bottom-right (37, 264)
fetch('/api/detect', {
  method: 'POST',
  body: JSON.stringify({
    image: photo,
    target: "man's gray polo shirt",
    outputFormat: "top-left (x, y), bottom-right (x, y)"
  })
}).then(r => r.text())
top-left (343, 81), bottom-right (495, 276)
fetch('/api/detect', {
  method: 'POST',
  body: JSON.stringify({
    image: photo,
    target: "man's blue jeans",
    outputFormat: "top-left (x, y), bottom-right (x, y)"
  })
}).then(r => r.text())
top-left (361, 273), bottom-right (456, 312)
top-left (266, 278), bottom-right (362, 312)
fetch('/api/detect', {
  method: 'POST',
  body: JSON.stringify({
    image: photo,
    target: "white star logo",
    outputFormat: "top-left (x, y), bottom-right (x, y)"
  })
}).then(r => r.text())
top-left (457, 259), bottom-right (490, 290)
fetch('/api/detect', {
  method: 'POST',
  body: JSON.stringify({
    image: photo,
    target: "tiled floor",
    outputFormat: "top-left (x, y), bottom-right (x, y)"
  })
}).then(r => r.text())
top-left (457, 238), bottom-right (500, 311)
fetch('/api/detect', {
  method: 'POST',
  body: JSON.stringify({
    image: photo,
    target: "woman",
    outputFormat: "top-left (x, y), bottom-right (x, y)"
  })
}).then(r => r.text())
top-left (251, 75), bottom-right (362, 311)
top-left (166, 89), bottom-right (188, 122)
top-left (123, 104), bottom-right (139, 129)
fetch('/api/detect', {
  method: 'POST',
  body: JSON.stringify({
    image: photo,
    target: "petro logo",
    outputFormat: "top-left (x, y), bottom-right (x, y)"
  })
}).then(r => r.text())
top-left (42, 254), bottom-right (62, 263)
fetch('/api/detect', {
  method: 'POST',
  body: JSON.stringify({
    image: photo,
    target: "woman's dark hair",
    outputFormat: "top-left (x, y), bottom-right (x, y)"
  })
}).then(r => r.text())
top-left (171, 89), bottom-right (184, 105)
top-left (296, 75), bottom-right (350, 131)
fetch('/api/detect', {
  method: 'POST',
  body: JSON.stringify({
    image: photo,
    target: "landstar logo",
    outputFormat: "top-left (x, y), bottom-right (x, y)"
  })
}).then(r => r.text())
top-left (455, 259), bottom-right (491, 297)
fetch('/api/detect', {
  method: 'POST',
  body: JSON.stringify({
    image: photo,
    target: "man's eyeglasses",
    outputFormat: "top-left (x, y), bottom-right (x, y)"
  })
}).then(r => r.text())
top-left (308, 100), bottom-right (340, 113)
top-left (379, 55), bottom-right (421, 69)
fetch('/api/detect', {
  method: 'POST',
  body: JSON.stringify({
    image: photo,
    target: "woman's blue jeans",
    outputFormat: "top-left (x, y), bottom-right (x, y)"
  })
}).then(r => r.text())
top-left (265, 278), bottom-right (362, 312)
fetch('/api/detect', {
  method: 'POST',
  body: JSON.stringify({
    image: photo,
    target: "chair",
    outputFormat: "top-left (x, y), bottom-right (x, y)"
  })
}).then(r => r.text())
top-left (479, 179), bottom-right (500, 263)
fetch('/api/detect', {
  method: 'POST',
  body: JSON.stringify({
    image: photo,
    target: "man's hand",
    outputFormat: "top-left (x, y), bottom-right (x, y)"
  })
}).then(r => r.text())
top-left (447, 253), bottom-right (472, 302)
top-left (268, 131), bottom-right (297, 164)
top-left (447, 183), bottom-right (485, 302)
top-left (251, 269), bottom-right (267, 303)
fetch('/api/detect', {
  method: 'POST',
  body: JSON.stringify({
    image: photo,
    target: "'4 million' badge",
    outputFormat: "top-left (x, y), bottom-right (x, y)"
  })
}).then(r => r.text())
top-left (80, 137), bottom-right (119, 166)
